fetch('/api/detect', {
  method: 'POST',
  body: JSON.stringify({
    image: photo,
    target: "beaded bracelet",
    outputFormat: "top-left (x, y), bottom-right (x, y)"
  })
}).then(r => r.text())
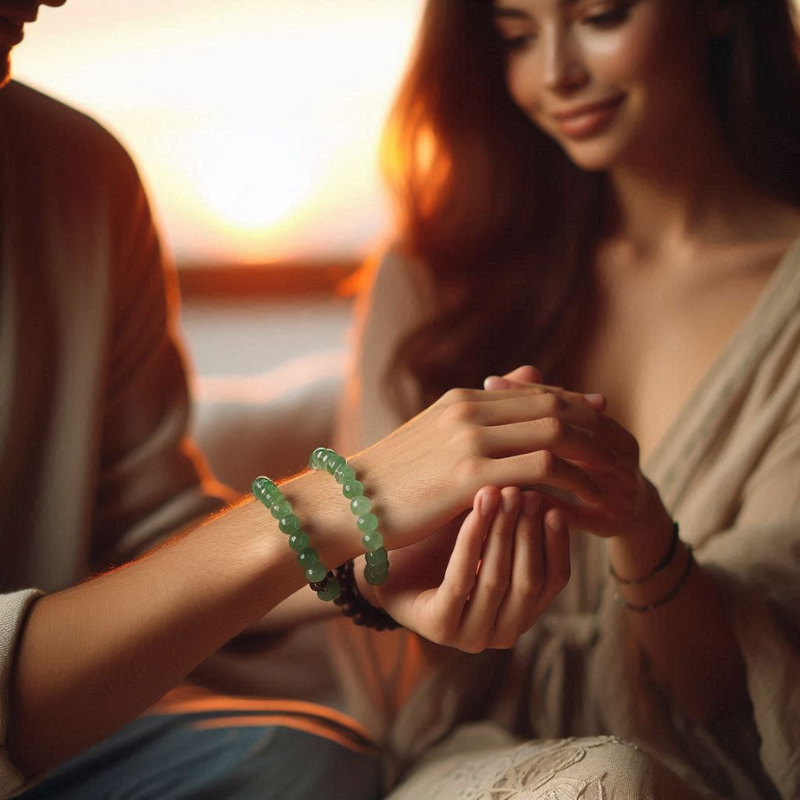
top-left (614, 546), bottom-right (694, 613)
top-left (333, 559), bottom-right (402, 631)
top-left (609, 521), bottom-right (680, 585)
top-left (309, 447), bottom-right (390, 586)
top-left (251, 476), bottom-right (341, 602)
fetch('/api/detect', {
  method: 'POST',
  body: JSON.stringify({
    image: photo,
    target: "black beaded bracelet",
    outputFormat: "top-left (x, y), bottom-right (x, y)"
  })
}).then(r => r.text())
top-left (609, 521), bottom-right (681, 585)
top-left (333, 559), bottom-right (402, 631)
top-left (614, 546), bottom-right (695, 613)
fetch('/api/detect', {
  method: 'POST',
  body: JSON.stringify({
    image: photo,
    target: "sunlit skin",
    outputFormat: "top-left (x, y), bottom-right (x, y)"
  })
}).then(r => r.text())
top-left (0, 0), bottom-right (66, 86)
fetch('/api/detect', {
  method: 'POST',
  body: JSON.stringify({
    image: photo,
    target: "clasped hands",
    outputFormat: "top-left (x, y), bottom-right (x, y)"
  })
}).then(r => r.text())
top-left (353, 366), bottom-right (669, 653)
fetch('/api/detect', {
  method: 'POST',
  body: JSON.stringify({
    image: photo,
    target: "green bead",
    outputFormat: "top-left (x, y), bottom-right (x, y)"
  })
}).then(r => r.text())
top-left (251, 477), bottom-right (278, 506)
top-left (270, 499), bottom-right (293, 519)
top-left (316, 578), bottom-right (342, 602)
top-left (325, 453), bottom-right (346, 475)
top-left (309, 447), bottom-right (330, 470)
top-left (342, 480), bottom-right (364, 500)
top-left (305, 563), bottom-right (328, 583)
top-left (334, 463), bottom-right (356, 485)
top-left (362, 531), bottom-right (384, 551)
top-left (350, 495), bottom-right (372, 516)
top-left (357, 513), bottom-right (379, 534)
top-left (297, 548), bottom-right (319, 568)
top-left (278, 514), bottom-right (302, 535)
top-left (364, 564), bottom-right (388, 586)
top-left (365, 547), bottom-right (388, 567)
top-left (288, 531), bottom-right (310, 552)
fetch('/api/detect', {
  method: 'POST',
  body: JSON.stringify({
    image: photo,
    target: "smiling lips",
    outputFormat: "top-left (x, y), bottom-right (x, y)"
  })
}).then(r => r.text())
top-left (551, 95), bottom-right (626, 139)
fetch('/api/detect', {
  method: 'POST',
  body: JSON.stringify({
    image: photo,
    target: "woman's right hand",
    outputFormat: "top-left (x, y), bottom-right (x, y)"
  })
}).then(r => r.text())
top-left (369, 487), bottom-right (571, 653)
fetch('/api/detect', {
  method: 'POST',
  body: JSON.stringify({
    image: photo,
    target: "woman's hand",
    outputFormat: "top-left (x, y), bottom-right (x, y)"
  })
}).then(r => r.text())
top-left (484, 367), bottom-right (671, 542)
top-left (367, 487), bottom-right (570, 652)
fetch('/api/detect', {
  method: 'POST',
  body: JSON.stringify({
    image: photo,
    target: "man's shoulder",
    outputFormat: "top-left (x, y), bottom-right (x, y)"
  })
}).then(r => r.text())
top-left (0, 81), bottom-right (136, 175)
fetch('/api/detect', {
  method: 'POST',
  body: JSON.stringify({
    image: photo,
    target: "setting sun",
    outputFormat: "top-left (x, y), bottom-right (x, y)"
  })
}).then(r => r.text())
top-left (13, 0), bottom-right (423, 265)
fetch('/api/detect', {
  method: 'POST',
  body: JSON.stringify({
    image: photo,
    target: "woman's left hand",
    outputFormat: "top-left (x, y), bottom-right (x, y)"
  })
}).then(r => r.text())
top-left (484, 369), bottom-right (671, 542)
top-left (365, 487), bottom-right (570, 652)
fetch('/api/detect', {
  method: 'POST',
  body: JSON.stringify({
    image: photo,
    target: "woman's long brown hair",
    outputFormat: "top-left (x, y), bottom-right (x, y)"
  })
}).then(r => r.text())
top-left (377, 0), bottom-right (800, 416)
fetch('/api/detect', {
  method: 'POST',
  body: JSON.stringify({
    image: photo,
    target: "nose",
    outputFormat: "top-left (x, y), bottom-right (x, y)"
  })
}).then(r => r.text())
top-left (542, 25), bottom-right (587, 93)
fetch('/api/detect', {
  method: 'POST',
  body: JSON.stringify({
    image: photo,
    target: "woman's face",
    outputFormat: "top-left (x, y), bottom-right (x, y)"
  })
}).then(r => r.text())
top-left (492, 0), bottom-right (715, 172)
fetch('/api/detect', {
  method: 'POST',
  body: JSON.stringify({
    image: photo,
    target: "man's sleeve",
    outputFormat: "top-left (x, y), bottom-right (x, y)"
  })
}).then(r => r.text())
top-left (0, 590), bottom-right (41, 796)
top-left (89, 146), bottom-right (236, 570)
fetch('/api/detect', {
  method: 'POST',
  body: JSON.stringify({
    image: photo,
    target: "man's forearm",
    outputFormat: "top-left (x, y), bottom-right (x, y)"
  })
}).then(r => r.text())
top-left (8, 469), bottom-right (362, 779)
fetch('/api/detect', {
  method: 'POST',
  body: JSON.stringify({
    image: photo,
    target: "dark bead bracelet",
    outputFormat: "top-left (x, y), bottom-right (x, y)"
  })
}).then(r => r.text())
top-left (333, 559), bottom-right (402, 631)
top-left (609, 521), bottom-right (681, 585)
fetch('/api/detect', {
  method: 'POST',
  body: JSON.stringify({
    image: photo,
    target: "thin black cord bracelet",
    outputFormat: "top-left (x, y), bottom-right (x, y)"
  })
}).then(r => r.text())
top-left (614, 546), bottom-right (694, 613)
top-left (333, 559), bottom-right (402, 631)
top-left (609, 521), bottom-right (681, 585)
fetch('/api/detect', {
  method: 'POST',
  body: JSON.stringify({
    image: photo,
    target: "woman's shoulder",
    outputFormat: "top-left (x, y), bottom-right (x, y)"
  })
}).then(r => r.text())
top-left (359, 242), bottom-right (439, 322)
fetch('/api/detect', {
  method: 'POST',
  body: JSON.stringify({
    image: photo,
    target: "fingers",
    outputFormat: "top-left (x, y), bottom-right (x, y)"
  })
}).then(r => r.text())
top-left (498, 365), bottom-right (543, 385)
top-left (484, 371), bottom-right (606, 412)
top-left (453, 392), bottom-right (637, 458)
top-left (436, 489), bottom-right (501, 632)
top-left (457, 487), bottom-right (521, 647)
top-left (484, 450), bottom-right (603, 504)
top-left (492, 491), bottom-right (545, 646)
top-left (531, 508), bottom-right (571, 624)
top-left (485, 418), bottom-right (618, 473)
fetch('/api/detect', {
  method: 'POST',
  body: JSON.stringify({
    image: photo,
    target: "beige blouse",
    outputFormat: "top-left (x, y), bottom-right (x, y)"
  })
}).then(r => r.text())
top-left (332, 242), bottom-right (800, 799)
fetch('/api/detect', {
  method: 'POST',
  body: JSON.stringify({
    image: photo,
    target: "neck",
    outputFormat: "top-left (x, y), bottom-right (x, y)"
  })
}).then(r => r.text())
top-left (604, 111), bottom-right (764, 258)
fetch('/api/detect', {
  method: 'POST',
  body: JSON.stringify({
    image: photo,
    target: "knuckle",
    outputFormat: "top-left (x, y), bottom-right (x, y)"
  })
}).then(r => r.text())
top-left (481, 578), bottom-right (507, 597)
top-left (458, 454), bottom-right (488, 486)
top-left (539, 393), bottom-right (566, 415)
top-left (459, 423), bottom-right (485, 453)
top-left (448, 581), bottom-right (474, 600)
top-left (443, 388), bottom-right (470, 406)
top-left (535, 449), bottom-right (556, 475)
top-left (540, 416), bottom-right (565, 442)
top-left (517, 580), bottom-right (540, 598)
top-left (446, 399), bottom-right (477, 425)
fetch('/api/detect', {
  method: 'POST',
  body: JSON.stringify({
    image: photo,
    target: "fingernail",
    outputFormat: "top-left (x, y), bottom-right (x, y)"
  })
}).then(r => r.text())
top-left (522, 493), bottom-right (540, 517)
top-left (484, 376), bottom-right (510, 390)
top-left (501, 488), bottom-right (519, 513)
top-left (480, 489), bottom-right (499, 514)
top-left (547, 511), bottom-right (564, 533)
top-left (584, 393), bottom-right (606, 408)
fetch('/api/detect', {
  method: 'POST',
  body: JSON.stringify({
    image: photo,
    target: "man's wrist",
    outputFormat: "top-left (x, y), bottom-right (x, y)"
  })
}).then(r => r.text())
top-left (352, 555), bottom-right (384, 609)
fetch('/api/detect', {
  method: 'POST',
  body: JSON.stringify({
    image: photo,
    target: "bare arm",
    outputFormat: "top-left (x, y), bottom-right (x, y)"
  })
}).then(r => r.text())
top-left (9, 381), bottom-right (607, 779)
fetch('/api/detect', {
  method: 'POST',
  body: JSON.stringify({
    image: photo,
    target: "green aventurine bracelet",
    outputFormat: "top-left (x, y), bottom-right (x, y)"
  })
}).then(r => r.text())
top-left (251, 476), bottom-right (341, 602)
top-left (308, 447), bottom-right (390, 586)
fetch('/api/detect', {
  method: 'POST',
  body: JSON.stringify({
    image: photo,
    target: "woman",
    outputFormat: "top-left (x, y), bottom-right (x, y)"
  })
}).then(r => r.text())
top-left (334, 0), bottom-right (800, 797)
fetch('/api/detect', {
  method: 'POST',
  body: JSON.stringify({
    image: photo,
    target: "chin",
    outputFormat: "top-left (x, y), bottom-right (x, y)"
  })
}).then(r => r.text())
top-left (559, 141), bottom-right (623, 173)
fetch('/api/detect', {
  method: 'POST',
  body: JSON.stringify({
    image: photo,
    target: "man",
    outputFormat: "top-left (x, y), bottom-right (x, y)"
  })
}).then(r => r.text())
top-left (0, 3), bottom-right (385, 795)
top-left (0, 6), bottom-right (578, 797)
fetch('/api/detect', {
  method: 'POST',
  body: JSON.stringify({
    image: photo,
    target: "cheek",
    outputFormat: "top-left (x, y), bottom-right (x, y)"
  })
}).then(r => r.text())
top-left (505, 55), bottom-right (545, 117)
top-left (580, 22), bottom-right (662, 87)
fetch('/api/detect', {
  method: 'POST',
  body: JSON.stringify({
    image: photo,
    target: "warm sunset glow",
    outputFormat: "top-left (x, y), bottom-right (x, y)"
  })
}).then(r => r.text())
top-left (13, 0), bottom-right (424, 265)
